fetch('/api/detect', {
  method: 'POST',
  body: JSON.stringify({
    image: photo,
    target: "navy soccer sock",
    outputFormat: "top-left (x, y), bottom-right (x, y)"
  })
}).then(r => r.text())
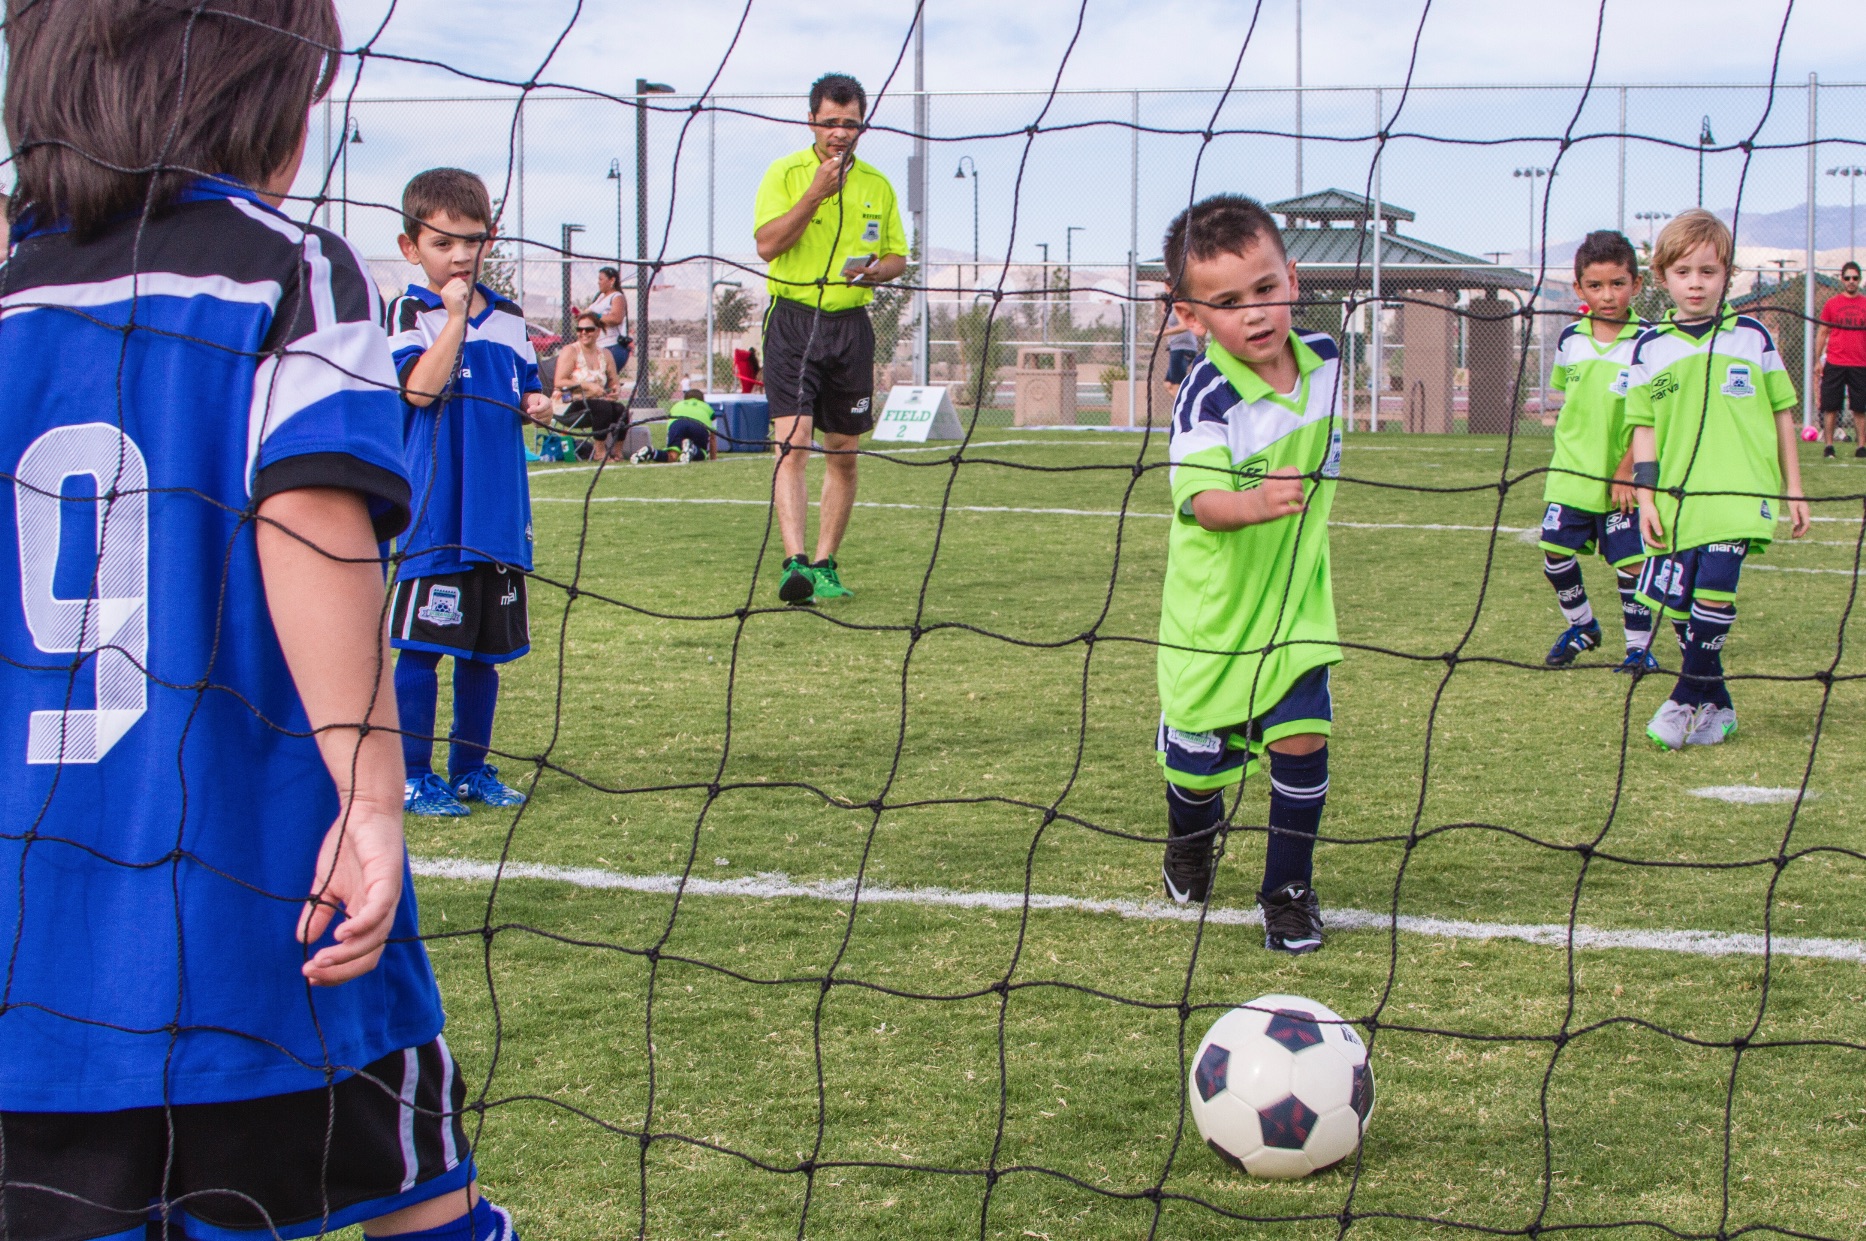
top-left (364, 1196), bottom-right (517, 1241)
top-left (1543, 554), bottom-right (1594, 628)
top-left (448, 658), bottom-right (500, 780)
top-left (1678, 603), bottom-right (1734, 710)
top-left (1166, 783), bottom-right (1225, 845)
top-left (1261, 745), bottom-right (1328, 897)
top-left (1672, 617), bottom-right (1689, 655)
top-left (395, 649), bottom-right (442, 777)
top-left (1616, 569), bottom-right (1653, 652)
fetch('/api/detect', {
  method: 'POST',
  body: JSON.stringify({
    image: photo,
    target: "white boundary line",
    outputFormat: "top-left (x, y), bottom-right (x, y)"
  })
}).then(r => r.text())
top-left (410, 856), bottom-right (1866, 964)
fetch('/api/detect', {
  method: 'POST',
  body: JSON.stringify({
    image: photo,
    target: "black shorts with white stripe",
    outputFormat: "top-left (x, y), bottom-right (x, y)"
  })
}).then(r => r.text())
top-left (0, 1037), bottom-right (474, 1241)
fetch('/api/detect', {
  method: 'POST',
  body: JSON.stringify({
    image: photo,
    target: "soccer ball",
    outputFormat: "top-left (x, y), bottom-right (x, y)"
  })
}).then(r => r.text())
top-left (1801, 425), bottom-right (1820, 442)
top-left (1189, 994), bottom-right (1373, 1179)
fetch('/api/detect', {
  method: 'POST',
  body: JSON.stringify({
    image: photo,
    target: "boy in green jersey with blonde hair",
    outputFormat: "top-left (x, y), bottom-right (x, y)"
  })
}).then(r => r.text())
top-left (1155, 194), bottom-right (1343, 954)
top-left (1539, 230), bottom-right (1657, 671)
top-left (1629, 209), bottom-right (1810, 749)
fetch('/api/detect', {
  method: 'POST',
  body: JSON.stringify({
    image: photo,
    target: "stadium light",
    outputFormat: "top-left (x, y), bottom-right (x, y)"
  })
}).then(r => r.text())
top-left (1828, 166), bottom-right (1864, 259)
top-left (1697, 115), bottom-right (1716, 207)
top-left (635, 79), bottom-right (677, 405)
top-left (606, 158), bottom-right (623, 278)
top-left (955, 156), bottom-right (979, 291)
top-left (1634, 210), bottom-right (1672, 251)
top-left (340, 117), bottom-right (362, 236)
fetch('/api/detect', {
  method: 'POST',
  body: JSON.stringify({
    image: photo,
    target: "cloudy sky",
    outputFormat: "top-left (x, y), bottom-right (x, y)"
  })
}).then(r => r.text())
top-left (317, 0), bottom-right (1866, 283)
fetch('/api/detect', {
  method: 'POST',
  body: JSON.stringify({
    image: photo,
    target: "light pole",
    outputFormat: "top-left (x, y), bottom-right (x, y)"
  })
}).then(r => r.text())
top-left (1634, 210), bottom-right (1672, 253)
top-left (635, 78), bottom-right (676, 405)
top-left (709, 278), bottom-right (741, 387)
top-left (1829, 166), bottom-right (1863, 259)
top-left (1697, 115), bottom-right (1715, 208)
top-left (606, 158), bottom-right (623, 274)
top-left (339, 118), bottom-right (361, 235)
top-left (560, 223), bottom-right (584, 344)
top-left (1064, 226), bottom-right (1084, 336)
top-left (1036, 242), bottom-right (1050, 342)
top-left (1515, 166), bottom-right (1552, 418)
top-left (955, 157), bottom-right (979, 292)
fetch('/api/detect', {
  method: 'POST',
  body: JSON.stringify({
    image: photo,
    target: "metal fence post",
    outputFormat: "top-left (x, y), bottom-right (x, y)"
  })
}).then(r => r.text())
top-left (321, 97), bottom-right (333, 230)
top-left (1617, 85), bottom-right (1627, 234)
top-left (1370, 87), bottom-right (1383, 435)
top-left (516, 95), bottom-right (527, 315)
top-left (706, 98), bottom-right (716, 391)
top-left (1128, 90), bottom-right (1139, 424)
top-left (1805, 72), bottom-right (1818, 429)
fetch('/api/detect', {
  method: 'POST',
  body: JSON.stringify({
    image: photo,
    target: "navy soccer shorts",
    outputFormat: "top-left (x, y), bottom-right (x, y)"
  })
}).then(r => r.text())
top-left (666, 416), bottom-right (712, 457)
top-left (391, 562), bottom-right (530, 663)
top-left (0, 1038), bottom-right (474, 1241)
top-left (1635, 540), bottom-right (1747, 619)
top-left (1538, 502), bottom-right (1645, 568)
top-left (1156, 667), bottom-right (1333, 791)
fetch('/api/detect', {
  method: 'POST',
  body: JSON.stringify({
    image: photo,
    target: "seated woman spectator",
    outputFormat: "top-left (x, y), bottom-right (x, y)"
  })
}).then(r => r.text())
top-left (589, 266), bottom-right (632, 375)
top-left (554, 313), bottom-right (627, 462)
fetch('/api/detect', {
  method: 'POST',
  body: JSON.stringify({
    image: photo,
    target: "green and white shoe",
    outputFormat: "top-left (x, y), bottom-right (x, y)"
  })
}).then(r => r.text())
top-left (1646, 699), bottom-right (1705, 751)
top-left (1686, 705), bottom-right (1737, 746)
top-left (810, 556), bottom-right (853, 603)
top-left (778, 555), bottom-right (818, 605)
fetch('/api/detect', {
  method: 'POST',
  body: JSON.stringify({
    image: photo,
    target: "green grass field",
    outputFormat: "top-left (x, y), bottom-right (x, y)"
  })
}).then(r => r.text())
top-left (408, 428), bottom-right (1866, 1240)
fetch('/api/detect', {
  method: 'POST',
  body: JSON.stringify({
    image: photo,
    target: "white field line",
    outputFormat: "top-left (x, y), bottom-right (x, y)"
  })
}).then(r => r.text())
top-left (1690, 786), bottom-right (1821, 805)
top-left (410, 856), bottom-right (1866, 964)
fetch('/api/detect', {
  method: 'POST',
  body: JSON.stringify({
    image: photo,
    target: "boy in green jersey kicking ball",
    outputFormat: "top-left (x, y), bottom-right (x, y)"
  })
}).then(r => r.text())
top-left (1539, 230), bottom-right (1658, 672)
top-left (1155, 195), bottom-right (1343, 954)
top-left (1629, 210), bottom-right (1810, 749)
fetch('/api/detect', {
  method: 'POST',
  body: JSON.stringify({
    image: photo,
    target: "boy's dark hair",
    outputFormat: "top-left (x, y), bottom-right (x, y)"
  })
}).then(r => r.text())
top-left (1572, 229), bottom-right (1640, 281)
top-left (809, 74), bottom-right (867, 119)
top-left (1843, 260), bottom-right (1863, 278)
top-left (1162, 194), bottom-right (1287, 297)
top-left (401, 168), bottom-right (493, 240)
top-left (685, 388), bottom-right (705, 400)
top-left (4, 0), bottom-right (339, 241)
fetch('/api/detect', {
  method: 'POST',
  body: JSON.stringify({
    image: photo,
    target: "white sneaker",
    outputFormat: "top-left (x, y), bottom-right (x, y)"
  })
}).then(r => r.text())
top-left (1686, 705), bottom-right (1737, 746)
top-left (629, 445), bottom-right (653, 465)
top-left (680, 441), bottom-right (700, 463)
top-left (1646, 700), bottom-right (1705, 751)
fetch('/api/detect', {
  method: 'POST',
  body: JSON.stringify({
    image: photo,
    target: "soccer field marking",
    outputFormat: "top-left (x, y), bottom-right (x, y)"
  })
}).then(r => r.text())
top-left (409, 856), bottom-right (1866, 965)
top-left (1690, 786), bottom-right (1820, 805)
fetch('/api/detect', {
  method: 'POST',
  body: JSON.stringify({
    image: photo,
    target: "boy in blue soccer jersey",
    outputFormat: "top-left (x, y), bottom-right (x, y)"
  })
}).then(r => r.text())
top-left (1538, 230), bottom-right (1658, 671)
top-left (1155, 195), bottom-right (1342, 954)
top-left (0, 4), bottom-right (518, 1240)
top-left (387, 169), bottom-right (552, 817)
top-left (1629, 210), bottom-right (1810, 749)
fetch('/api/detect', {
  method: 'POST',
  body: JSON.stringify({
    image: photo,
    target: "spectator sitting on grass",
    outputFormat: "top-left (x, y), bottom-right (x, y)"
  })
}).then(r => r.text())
top-left (631, 389), bottom-right (717, 464)
top-left (554, 311), bottom-right (627, 461)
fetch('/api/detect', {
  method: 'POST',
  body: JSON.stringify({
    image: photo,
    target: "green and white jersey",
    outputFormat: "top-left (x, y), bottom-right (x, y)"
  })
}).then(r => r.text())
top-left (1545, 315), bottom-right (1644, 512)
top-left (1624, 308), bottom-right (1798, 552)
top-left (1158, 332), bottom-right (1343, 733)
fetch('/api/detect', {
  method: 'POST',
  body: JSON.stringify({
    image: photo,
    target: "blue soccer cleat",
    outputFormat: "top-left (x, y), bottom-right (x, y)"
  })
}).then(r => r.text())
top-left (1545, 621), bottom-right (1602, 666)
top-left (405, 771), bottom-right (469, 817)
top-left (453, 764), bottom-right (528, 807)
top-left (1615, 648), bottom-right (1661, 675)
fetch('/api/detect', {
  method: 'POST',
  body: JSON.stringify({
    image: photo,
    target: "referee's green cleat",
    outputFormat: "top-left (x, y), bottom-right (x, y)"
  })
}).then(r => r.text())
top-left (810, 556), bottom-right (853, 603)
top-left (778, 555), bottom-right (818, 605)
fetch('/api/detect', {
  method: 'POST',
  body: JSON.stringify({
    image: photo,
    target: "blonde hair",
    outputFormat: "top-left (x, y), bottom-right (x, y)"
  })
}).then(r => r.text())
top-left (1652, 208), bottom-right (1735, 275)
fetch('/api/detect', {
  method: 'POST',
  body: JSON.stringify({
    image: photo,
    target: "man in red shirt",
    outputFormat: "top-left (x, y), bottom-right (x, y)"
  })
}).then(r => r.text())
top-left (1816, 260), bottom-right (1866, 458)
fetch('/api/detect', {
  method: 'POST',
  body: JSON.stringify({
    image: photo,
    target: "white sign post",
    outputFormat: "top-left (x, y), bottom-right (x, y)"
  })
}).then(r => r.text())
top-left (872, 385), bottom-right (963, 443)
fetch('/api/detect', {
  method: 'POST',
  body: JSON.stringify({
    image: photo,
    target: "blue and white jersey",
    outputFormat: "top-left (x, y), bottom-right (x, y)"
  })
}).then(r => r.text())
top-left (0, 181), bottom-right (445, 1112)
top-left (388, 284), bottom-right (541, 579)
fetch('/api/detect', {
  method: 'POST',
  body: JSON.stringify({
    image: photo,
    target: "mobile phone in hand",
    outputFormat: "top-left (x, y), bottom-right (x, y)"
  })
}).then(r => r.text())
top-left (842, 253), bottom-right (876, 279)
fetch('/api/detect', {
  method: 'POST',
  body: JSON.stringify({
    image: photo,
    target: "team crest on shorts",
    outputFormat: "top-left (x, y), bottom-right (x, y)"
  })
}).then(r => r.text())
top-left (417, 585), bottom-right (465, 626)
top-left (1166, 727), bottom-right (1223, 756)
top-left (1542, 502), bottom-right (1562, 530)
top-left (1721, 364), bottom-right (1755, 398)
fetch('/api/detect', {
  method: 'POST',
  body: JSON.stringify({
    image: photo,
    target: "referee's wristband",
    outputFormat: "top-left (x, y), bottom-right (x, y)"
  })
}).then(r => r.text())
top-left (1630, 461), bottom-right (1659, 490)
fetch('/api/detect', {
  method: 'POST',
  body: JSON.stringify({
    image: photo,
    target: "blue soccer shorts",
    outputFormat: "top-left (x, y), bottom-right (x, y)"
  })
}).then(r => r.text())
top-left (1156, 667), bottom-right (1333, 791)
top-left (1635, 540), bottom-right (1748, 620)
top-left (1538, 502), bottom-right (1645, 568)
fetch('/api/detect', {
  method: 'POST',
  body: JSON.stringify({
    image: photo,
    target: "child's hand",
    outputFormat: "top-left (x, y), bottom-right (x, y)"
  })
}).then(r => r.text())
top-left (1610, 476), bottom-right (1638, 515)
top-left (1637, 500), bottom-right (1667, 551)
top-left (439, 274), bottom-right (473, 319)
top-left (1251, 469), bottom-right (1308, 523)
top-left (299, 798), bottom-right (406, 987)
top-left (522, 392), bottom-right (553, 426)
top-left (1788, 497), bottom-right (1811, 539)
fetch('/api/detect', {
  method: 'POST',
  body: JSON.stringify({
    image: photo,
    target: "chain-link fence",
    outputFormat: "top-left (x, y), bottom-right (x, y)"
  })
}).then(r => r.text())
top-left (304, 80), bottom-right (1865, 430)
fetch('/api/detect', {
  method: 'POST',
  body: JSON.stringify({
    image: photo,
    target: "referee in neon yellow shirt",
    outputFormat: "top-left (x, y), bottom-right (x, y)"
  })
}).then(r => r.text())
top-left (753, 72), bottom-right (908, 605)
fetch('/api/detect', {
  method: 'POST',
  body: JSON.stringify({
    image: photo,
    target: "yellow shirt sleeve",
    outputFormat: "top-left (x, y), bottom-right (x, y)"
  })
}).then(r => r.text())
top-left (753, 154), bottom-right (802, 231)
top-left (880, 182), bottom-right (909, 258)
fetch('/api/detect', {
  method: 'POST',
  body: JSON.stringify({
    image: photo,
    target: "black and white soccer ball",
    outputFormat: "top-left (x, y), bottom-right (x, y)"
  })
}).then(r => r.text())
top-left (1189, 993), bottom-right (1374, 1179)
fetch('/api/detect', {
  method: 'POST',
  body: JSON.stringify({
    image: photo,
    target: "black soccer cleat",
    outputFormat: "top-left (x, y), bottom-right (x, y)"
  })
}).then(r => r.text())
top-left (1260, 882), bottom-right (1325, 954)
top-left (1545, 620), bottom-right (1602, 667)
top-left (1162, 834), bottom-right (1216, 905)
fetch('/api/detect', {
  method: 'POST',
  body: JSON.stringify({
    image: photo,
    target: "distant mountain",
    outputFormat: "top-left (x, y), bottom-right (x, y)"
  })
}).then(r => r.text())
top-left (1509, 202), bottom-right (1864, 269)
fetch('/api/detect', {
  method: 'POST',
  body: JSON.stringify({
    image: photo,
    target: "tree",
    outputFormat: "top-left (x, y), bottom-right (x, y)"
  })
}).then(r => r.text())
top-left (713, 285), bottom-right (753, 338)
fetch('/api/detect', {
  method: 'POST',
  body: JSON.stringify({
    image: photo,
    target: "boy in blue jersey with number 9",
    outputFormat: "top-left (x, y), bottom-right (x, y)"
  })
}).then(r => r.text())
top-left (0, 4), bottom-right (518, 1240)
top-left (386, 169), bottom-right (552, 817)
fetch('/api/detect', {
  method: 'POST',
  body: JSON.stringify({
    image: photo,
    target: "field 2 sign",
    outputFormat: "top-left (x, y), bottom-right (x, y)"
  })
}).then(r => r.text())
top-left (873, 386), bottom-right (962, 443)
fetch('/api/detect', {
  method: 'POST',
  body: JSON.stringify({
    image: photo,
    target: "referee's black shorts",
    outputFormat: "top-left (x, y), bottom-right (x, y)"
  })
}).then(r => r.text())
top-left (761, 296), bottom-right (876, 435)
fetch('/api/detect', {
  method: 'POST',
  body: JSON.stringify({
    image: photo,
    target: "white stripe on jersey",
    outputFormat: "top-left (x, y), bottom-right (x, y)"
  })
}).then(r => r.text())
top-left (394, 299), bottom-right (537, 360)
top-left (0, 272), bottom-right (281, 320)
top-left (245, 317), bottom-right (401, 495)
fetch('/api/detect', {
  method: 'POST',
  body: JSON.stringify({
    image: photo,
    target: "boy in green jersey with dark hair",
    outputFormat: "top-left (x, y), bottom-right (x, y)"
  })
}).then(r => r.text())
top-left (1629, 209), bottom-right (1810, 750)
top-left (1539, 230), bottom-right (1657, 672)
top-left (1155, 194), bottom-right (1343, 954)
